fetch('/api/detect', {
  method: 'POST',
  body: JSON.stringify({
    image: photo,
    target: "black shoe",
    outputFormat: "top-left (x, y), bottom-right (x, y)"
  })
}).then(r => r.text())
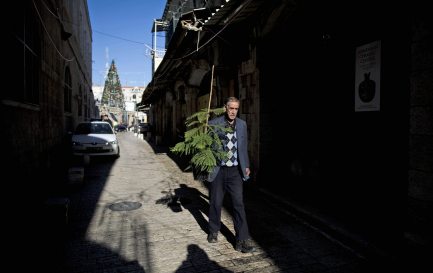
top-left (207, 232), bottom-right (218, 243)
top-left (235, 239), bottom-right (256, 253)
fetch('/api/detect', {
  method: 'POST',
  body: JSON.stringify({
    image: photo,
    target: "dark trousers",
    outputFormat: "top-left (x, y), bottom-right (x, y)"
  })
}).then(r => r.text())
top-left (208, 166), bottom-right (250, 241)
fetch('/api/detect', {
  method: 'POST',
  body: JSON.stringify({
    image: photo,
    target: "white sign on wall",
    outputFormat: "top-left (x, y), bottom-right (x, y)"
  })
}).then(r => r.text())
top-left (354, 40), bottom-right (381, 112)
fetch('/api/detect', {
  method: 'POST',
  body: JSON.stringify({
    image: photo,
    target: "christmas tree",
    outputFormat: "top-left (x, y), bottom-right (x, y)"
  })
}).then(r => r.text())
top-left (101, 60), bottom-right (124, 109)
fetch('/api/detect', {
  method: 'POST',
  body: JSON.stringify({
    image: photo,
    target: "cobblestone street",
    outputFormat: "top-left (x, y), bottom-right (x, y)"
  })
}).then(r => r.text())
top-left (43, 132), bottom-right (396, 272)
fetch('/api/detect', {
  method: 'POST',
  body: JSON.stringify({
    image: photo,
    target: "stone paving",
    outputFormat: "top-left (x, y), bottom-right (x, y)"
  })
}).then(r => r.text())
top-left (44, 132), bottom-right (397, 273)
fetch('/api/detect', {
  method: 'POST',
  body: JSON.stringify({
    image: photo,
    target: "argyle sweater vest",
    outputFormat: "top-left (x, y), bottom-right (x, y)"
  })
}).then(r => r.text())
top-left (221, 129), bottom-right (238, 167)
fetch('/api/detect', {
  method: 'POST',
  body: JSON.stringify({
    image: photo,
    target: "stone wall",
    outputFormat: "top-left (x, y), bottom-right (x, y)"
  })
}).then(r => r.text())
top-left (407, 10), bottom-right (433, 247)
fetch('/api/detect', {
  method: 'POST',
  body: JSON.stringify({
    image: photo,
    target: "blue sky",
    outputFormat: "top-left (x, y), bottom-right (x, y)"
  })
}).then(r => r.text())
top-left (88, 0), bottom-right (166, 87)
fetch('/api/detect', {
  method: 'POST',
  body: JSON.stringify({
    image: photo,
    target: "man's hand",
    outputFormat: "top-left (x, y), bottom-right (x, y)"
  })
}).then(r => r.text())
top-left (245, 168), bottom-right (250, 177)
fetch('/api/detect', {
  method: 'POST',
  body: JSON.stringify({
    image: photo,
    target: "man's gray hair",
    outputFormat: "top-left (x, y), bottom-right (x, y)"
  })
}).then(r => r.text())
top-left (224, 96), bottom-right (239, 105)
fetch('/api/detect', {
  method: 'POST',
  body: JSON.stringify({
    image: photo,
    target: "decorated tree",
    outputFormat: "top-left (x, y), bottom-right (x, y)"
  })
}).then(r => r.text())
top-left (101, 60), bottom-right (124, 109)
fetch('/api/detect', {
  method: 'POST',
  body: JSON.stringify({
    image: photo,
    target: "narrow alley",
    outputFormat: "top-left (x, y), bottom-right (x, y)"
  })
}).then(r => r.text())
top-left (38, 132), bottom-right (399, 273)
top-left (8, 1), bottom-right (432, 272)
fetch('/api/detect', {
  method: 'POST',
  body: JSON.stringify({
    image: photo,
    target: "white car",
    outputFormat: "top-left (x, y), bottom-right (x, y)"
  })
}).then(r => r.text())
top-left (71, 121), bottom-right (120, 158)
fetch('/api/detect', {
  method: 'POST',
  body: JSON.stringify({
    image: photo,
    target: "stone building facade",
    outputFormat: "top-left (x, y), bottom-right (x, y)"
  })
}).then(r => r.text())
top-left (123, 86), bottom-right (146, 126)
top-left (140, 0), bottom-right (432, 258)
top-left (5, 0), bottom-right (94, 198)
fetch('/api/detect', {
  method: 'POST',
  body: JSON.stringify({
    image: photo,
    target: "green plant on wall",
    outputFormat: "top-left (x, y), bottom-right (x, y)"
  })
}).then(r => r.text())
top-left (170, 107), bottom-right (231, 174)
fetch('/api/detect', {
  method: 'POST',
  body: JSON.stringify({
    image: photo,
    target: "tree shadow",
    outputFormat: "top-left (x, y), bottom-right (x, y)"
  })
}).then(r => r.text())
top-left (174, 244), bottom-right (234, 273)
top-left (155, 183), bottom-right (236, 245)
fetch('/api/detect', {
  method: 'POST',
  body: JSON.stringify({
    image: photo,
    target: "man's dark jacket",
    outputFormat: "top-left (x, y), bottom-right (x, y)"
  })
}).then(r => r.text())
top-left (207, 115), bottom-right (250, 182)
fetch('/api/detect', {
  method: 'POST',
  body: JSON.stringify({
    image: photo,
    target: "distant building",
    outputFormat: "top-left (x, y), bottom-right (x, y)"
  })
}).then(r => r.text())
top-left (93, 84), bottom-right (146, 126)
top-left (123, 86), bottom-right (146, 126)
top-left (92, 85), bottom-right (104, 103)
top-left (123, 86), bottom-right (144, 111)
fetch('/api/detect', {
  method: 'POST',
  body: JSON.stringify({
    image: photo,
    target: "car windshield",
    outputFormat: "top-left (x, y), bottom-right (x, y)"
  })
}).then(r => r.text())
top-left (75, 123), bottom-right (113, 134)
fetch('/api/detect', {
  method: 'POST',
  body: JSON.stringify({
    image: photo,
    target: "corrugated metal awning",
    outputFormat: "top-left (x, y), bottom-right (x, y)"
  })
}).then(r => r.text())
top-left (141, 0), bottom-right (267, 105)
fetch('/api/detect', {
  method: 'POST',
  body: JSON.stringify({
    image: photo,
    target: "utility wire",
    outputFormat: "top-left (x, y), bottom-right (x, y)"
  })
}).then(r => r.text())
top-left (33, 0), bottom-right (74, 62)
top-left (42, 0), bottom-right (152, 46)
top-left (93, 30), bottom-right (146, 45)
top-left (170, 0), bottom-right (254, 61)
top-left (148, 0), bottom-right (253, 85)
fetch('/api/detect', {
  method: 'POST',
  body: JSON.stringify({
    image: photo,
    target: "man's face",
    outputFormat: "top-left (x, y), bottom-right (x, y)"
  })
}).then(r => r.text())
top-left (225, 101), bottom-right (239, 121)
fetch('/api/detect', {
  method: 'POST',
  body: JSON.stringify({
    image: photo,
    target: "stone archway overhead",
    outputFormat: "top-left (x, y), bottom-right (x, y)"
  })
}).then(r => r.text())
top-left (175, 80), bottom-right (186, 103)
top-left (166, 90), bottom-right (174, 106)
top-left (187, 59), bottom-right (210, 87)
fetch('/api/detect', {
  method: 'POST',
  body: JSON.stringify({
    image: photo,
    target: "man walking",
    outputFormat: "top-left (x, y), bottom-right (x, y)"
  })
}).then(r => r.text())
top-left (207, 97), bottom-right (255, 253)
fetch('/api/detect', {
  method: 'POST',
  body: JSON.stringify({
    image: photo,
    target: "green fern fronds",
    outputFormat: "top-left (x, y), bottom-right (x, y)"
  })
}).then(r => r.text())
top-left (183, 127), bottom-right (198, 141)
top-left (170, 107), bottom-right (227, 175)
top-left (171, 142), bottom-right (187, 155)
top-left (190, 148), bottom-right (216, 173)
